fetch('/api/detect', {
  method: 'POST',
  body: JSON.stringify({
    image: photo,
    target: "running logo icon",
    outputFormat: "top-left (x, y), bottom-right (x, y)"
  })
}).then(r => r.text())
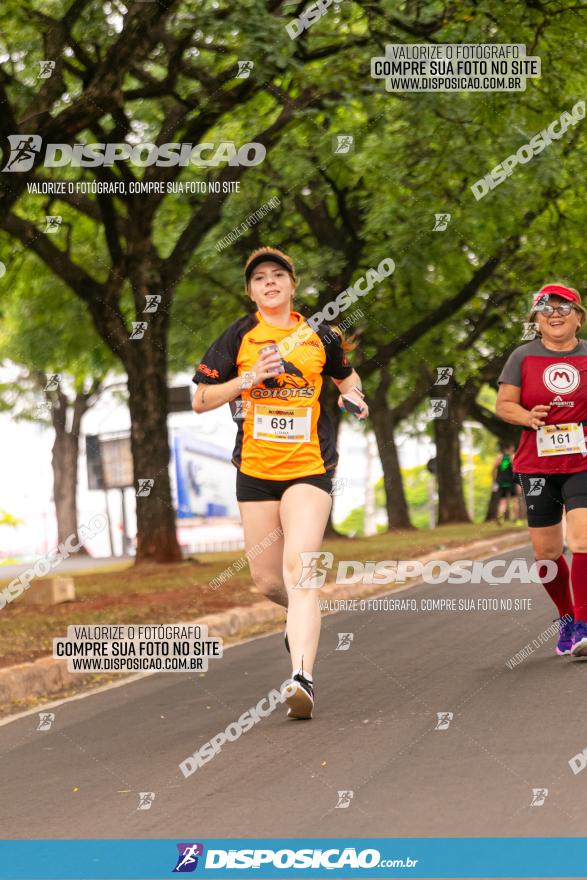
top-left (429, 399), bottom-right (448, 419)
top-left (130, 321), bottom-right (148, 340)
top-left (336, 790), bottom-right (354, 808)
top-left (433, 367), bottom-right (453, 385)
top-left (297, 551), bottom-right (334, 588)
top-left (232, 400), bottom-right (252, 421)
top-left (236, 60), bottom-right (254, 78)
top-left (137, 792), bottom-right (155, 810)
top-left (173, 843), bottom-right (204, 872)
top-left (144, 294), bottom-right (161, 313)
top-left (530, 788), bottom-right (548, 806)
top-left (2, 134), bottom-right (43, 172)
top-left (44, 215), bottom-right (62, 233)
top-left (433, 213), bottom-right (451, 231)
top-left (435, 712), bottom-right (453, 730)
top-left (332, 134), bottom-right (354, 154)
top-left (44, 374), bottom-right (61, 391)
top-left (336, 632), bottom-right (354, 651)
top-left (36, 712), bottom-right (55, 731)
top-left (38, 60), bottom-right (56, 79)
top-left (527, 477), bottom-right (546, 496)
top-left (36, 401), bottom-right (52, 418)
top-left (330, 477), bottom-right (347, 496)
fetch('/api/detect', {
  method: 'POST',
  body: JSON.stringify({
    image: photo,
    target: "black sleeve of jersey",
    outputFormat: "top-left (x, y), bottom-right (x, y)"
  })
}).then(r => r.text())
top-left (192, 316), bottom-right (254, 385)
top-left (316, 324), bottom-right (354, 379)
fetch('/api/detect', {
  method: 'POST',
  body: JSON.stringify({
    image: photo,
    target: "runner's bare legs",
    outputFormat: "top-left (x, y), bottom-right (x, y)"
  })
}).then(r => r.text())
top-left (238, 500), bottom-right (288, 607)
top-left (566, 508), bottom-right (587, 554)
top-left (528, 523), bottom-right (564, 561)
top-left (280, 483), bottom-right (332, 677)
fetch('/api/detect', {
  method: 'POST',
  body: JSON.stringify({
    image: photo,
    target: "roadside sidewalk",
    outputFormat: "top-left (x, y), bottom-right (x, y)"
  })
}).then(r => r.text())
top-left (0, 532), bottom-right (527, 713)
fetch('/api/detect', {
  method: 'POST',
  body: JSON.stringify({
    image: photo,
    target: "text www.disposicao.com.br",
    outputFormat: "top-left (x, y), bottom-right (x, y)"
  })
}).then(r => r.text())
top-left (70, 657), bottom-right (203, 672)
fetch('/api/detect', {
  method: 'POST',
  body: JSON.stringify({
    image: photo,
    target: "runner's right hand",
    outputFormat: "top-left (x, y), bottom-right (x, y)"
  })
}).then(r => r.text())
top-left (252, 350), bottom-right (283, 382)
top-left (527, 404), bottom-right (550, 430)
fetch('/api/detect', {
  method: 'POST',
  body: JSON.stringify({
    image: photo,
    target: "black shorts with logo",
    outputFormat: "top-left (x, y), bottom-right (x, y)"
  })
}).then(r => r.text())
top-left (236, 470), bottom-right (333, 502)
top-left (515, 470), bottom-right (587, 527)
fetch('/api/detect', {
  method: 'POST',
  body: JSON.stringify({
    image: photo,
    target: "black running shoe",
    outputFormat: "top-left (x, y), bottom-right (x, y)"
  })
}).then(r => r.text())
top-left (281, 672), bottom-right (314, 719)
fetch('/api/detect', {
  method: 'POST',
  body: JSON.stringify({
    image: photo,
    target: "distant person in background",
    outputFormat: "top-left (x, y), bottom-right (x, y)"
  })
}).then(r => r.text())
top-left (492, 443), bottom-right (519, 524)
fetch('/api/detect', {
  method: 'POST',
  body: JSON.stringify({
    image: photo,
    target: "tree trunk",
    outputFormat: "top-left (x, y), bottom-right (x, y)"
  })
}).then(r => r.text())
top-left (124, 285), bottom-right (182, 564)
top-left (50, 389), bottom-right (91, 552)
top-left (116, 217), bottom-right (184, 565)
top-left (52, 428), bottom-right (87, 551)
top-left (433, 389), bottom-right (471, 524)
top-left (370, 408), bottom-right (413, 530)
top-left (126, 377), bottom-right (181, 562)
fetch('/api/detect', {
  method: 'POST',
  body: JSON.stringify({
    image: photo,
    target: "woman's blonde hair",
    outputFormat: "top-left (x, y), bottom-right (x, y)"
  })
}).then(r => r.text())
top-left (328, 324), bottom-right (359, 353)
top-left (527, 285), bottom-right (586, 336)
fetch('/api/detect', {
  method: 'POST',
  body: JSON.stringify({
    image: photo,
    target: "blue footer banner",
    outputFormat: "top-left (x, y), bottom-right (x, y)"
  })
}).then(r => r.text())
top-left (0, 838), bottom-right (584, 879)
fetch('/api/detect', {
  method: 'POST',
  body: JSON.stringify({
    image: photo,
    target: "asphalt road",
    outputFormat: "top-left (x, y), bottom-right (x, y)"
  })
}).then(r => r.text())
top-left (1, 543), bottom-right (586, 842)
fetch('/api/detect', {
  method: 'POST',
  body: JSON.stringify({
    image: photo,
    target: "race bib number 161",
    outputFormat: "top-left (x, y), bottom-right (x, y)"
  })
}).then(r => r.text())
top-left (536, 423), bottom-right (587, 457)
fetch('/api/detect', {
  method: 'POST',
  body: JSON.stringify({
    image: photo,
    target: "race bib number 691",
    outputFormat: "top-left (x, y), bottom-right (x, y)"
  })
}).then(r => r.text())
top-left (253, 405), bottom-right (311, 443)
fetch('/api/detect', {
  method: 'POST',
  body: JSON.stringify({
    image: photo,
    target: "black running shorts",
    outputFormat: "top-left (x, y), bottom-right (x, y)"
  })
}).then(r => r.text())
top-left (498, 485), bottom-right (516, 499)
top-left (516, 470), bottom-right (587, 528)
top-left (236, 470), bottom-right (333, 502)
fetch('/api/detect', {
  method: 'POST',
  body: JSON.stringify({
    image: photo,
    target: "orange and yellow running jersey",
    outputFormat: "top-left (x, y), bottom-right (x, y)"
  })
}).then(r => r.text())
top-left (193, 310), bottom-right (353, 480)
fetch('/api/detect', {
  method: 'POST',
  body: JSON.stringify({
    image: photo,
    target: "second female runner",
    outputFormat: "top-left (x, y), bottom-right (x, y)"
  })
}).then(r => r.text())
top-left (192, 247), bottom-right (368, 718)
top-left (497, 283), bottom-right (587, 658)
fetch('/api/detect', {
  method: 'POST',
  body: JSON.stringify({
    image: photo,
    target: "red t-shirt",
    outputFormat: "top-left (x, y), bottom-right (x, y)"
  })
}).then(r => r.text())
top-left (498, 338), bottom-right (587, 474)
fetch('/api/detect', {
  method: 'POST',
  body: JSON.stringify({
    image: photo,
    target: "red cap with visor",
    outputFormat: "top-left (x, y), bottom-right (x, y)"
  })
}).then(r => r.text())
top-left (532, 283), bottom-right (580, 307)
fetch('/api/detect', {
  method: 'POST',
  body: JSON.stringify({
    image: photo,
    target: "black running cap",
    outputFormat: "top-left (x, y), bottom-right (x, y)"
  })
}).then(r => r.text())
top-left (245, 252), bottom-right (295, 281)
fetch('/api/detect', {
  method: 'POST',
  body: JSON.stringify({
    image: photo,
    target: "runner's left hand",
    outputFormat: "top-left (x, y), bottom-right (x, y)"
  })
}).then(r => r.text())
top-left (338, 393), bottom-right (369, 420)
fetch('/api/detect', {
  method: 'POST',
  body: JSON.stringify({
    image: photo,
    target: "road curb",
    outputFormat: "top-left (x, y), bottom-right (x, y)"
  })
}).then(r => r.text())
top-left (0, 531), bottom-right (527, 708)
